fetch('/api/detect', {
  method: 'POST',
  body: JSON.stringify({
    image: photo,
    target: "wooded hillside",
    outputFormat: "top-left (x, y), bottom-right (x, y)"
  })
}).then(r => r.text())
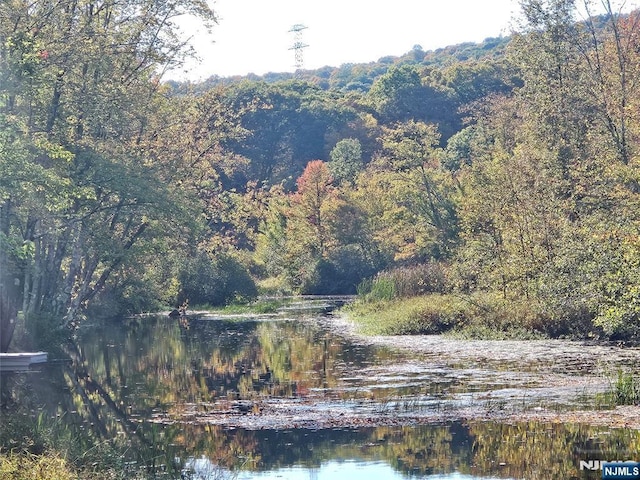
top-left (2, 0), bottom-right (640, 350)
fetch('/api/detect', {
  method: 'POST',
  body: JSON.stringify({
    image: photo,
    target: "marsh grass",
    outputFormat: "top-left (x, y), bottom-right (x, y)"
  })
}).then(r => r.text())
top-left (357, 276), bottom-right (396, 301)
top-left (610, 370), bottom-right (640, 406)
top-left (593, 370), bottom-right (640, 408)
top-left (0, 410), bottom-right (145, 480)
top-left (191, 297), bottom-right (286, 315)
top-left (357, 263), bottom-right (447, 301)
top-left (346, 290), bottom-right (548, 339)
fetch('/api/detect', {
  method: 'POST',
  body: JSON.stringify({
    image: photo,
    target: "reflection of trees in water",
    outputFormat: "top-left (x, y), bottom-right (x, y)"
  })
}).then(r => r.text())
top-left (2, 366), bottom-right (190, 476)
top-left (468, 421), bottom-right (640, 479)
top-left (166, 422), bottom-right (462, 474)
top-left (75, 315), bottom-right (388, 411)
top-left (9, 313), bottom-right (640, 479)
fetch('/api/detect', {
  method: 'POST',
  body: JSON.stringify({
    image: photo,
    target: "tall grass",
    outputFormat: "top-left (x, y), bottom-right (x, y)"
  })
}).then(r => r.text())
top-left (348, 284), bottom-right (548, 339)
top-left (0, 410), bottom-right (142, 480)
top-left (357, 263), bottom-right (447, 301)
top-left (357, 276), bottom-right (396, 301)
top-left (611, 370), bottom-right (640, 406)
top-left (595, 370), bottom-right (640, 408)
top-left (351, 263), bottom-right (566, 339)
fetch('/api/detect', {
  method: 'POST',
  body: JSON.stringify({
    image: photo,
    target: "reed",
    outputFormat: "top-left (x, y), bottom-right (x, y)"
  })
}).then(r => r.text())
top-left (357, 263), bottom-right (447, 301)
top-left (611, 370), bottom-right (640, 406)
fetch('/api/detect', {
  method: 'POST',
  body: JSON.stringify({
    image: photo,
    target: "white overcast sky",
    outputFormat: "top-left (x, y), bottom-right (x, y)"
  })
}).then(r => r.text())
top-left (168, 0), bottom-right (636, 81)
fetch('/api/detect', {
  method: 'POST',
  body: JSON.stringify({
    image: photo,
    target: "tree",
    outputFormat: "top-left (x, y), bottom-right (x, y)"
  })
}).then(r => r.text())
top-left (515, 0), bottom-right (640, 170)
top-left (328, 138), bottom-right (363, 185)
top-left (367, 65), bottom-right (426, 123)
top-left (512, 0), bottom-right (603, 187)
top-left (0, 0), bottom-right (217, 350)
top-left (442, 58), bottom-right (516, 105)
top-left (456, 139), bottom-right (567, 300)
top-left (367, 64), bottom-right (459, 141)
top-left (289, 160), bottom-right (335, 258)
top-left (253, 185), bottom-right (291, 284)
top-left (581, 3), bottom-right (640, 165)
top-left (380, 120), bottom-right (459, 259)
top-left (222, 81), bottom-right (354, 187)
top-left (444, 1), bottom-right (640, 336)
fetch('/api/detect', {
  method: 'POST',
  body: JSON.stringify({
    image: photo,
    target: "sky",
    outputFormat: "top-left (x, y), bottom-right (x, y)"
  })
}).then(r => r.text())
top-left (168, 0), bottom-right (639, 81)
top-left (169, 0), bottom-right (521, 80)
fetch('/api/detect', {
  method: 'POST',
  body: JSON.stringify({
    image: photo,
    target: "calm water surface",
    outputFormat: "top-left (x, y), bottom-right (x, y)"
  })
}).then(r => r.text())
top-left (11, 297), bottom-right (640, 479)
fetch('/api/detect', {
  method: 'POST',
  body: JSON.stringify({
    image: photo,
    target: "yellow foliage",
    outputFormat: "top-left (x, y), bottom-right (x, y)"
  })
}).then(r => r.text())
top-left (0, 453), bottom-right (73, 480)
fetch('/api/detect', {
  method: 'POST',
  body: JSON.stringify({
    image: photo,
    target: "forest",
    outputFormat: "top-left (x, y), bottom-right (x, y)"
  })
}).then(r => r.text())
top-left (2, 0), bottom-right (640, 354)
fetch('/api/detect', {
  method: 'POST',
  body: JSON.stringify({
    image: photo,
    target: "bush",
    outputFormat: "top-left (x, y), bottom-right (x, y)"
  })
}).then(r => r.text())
top-left (294, 246), bottom-right (382, 295)
top-left (178, 251), bottom-right (258, 307)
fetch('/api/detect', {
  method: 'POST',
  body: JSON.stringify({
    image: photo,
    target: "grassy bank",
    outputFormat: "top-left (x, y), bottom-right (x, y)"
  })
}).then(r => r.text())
top-left (344, 291), bottom-right (583, 340)
top-left (0, 452), bottom-right (135, 480)
top-left (0, 452), bottom-right (74, 480)
top-left (0, 412), bottom-right (136, 480)
top-left (346, 263), bottom-right (605, 340)
top-left (190, 297), bottom-right (284, 315)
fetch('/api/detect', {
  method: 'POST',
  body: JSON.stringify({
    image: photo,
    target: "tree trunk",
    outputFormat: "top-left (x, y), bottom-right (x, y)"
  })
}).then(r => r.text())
top-left (0, 199), bottom-right (19, 352)
top-left (0, 285), bottom-right (18, 353)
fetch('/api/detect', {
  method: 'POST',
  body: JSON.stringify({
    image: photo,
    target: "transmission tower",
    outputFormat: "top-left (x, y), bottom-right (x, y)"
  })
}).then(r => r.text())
top-left (288, 24), bottom-right (308, 71)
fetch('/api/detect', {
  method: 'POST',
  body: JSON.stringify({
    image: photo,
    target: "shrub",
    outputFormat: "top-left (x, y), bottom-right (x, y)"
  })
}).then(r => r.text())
top-left (178, 251), bottom-right (258, 306)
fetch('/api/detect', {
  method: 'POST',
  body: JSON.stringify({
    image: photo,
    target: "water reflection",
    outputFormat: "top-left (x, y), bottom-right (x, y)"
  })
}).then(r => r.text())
top-left (6, 297), bottom-right (640, 479)
top-left (73, 306), bottom-right (411, 428)
top-left (171, 422), bottom-right (636, 479)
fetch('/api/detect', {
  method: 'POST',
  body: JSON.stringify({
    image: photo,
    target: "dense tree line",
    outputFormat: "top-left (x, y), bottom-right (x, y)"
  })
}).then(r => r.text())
top-left (2, 0), bottom-right (640, 351)
top-left (0, 0), bottom-right (221, 350)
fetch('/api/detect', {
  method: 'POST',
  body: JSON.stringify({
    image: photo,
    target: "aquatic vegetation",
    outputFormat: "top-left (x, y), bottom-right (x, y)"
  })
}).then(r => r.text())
top-left (612, 370), bottom-right (640, 406)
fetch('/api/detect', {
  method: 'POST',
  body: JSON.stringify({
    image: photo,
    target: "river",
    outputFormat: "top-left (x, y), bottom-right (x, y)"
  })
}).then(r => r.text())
top-left (8, 296), bottom-right (640, 479)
